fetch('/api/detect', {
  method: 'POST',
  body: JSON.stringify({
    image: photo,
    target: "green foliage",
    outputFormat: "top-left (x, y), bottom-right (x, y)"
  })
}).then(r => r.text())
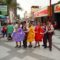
top-left (5, 0), bottom-right (12, 5)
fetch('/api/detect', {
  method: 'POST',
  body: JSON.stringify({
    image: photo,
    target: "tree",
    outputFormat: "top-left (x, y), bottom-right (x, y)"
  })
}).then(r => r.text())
top-left (0, 0), bottom-right (22, 15)
top-left (5, 0), bottom-right (22, 10)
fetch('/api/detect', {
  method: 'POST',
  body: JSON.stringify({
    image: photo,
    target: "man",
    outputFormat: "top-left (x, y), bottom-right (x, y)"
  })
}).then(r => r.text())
top-left (47, 21), bottom-right (54, 51)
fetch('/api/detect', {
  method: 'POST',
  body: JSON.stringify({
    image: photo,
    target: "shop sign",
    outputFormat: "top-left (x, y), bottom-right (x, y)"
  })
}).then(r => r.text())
top-left (54, 4), bottom-right (60, 13)
top-left (34, 7), bottom-right (48, 17)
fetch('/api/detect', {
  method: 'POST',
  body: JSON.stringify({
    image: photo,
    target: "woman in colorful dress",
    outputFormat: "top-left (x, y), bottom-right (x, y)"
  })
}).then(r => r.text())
top-left (34, 22), bottom-right (44, 48)
top-left (27, 22), bottom-right (35, 48)
top-left (12, 22), bottom-right (25, 48)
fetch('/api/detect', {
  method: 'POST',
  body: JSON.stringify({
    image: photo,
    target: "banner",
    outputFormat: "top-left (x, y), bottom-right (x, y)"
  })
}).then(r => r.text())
top-left (34, 7), bottom-right (48, 17)
top-left (54, 4), bottom-right (60, 13)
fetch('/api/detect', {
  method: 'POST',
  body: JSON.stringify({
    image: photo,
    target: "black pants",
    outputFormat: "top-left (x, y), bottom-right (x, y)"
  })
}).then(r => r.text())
top-left (43, 33), bottom-right (48, 47)
top-left (7, 33), bottom-right (12, 40)
top-left (2, 31), bottom-right (7, 37)
top-left (23, 33), bottom-right (27, 48)
top-left (48, 33), bottom-right (53, 50)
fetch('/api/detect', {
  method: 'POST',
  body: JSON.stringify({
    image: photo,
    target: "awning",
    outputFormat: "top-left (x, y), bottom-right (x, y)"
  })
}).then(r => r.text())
top-left (0, 15), bottom-right (6, 19)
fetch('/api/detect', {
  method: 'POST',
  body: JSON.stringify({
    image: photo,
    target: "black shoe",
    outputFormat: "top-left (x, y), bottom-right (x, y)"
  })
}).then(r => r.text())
top-left (15, 45), bottom-right (18, 48)
top-left (24, 46), bottom-right (27, 48)
top-left (18, 46), bottom-right (21, 48)
top-left (42, 45), bottom-right (45, 46)
top-left (28, 45), bottom-right (30, 47)
top-left (34, 46), bottom-right (37, 48)
top-left (47, 46), bottom-right (49, 48)
top-left (30, 45), bottom-right (32, 47)
top-left (23, 45), bottom-right (27, 48)
top-left (44, 46), bottom-right (47, 49)
top-left (37, 45), bottom-right (40, 47)
top-left (49, 48), bottom-right (52, 51)
top-left (28, 45), bottom-right (32, 48)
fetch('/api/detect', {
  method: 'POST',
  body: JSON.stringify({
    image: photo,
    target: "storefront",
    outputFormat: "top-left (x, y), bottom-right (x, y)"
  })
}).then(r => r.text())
top-left (34, 7), bottom-right (48, 24)
top-left (54, 3), bottom-right (60, 29)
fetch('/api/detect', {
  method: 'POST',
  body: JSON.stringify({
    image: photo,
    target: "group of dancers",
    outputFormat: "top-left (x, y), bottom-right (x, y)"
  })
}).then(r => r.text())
top-left (12, 21), bottom-right (54, 51)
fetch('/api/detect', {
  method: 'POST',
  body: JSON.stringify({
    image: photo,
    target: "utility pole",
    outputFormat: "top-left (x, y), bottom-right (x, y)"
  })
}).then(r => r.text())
top-left (49, 0), bottom-right (52, 21)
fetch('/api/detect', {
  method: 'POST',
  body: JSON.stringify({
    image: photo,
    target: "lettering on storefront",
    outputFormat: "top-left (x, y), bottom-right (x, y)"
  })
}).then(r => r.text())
top-left (54, 4), bottom-right (60, 13)
top-left (34, 7), bottom-right (48, 17)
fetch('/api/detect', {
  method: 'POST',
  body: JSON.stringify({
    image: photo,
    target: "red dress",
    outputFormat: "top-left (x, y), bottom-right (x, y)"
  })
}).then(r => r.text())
top-left (35, 25), bottom-right (44, 42)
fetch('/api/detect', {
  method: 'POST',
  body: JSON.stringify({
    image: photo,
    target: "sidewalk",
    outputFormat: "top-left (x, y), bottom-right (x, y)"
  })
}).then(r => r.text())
top-left (0, 39), bottom-right (60, 60)
top-left (0, 30), bottom-right (60, 60)
top-left (52, 30), bottom-right (60, 51)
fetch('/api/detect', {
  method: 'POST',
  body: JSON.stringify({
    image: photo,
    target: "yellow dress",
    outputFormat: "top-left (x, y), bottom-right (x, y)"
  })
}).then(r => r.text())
top-left (27, 26), bottom-right (35, 42)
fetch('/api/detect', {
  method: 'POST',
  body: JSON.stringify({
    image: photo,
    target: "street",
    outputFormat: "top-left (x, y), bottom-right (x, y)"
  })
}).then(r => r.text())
top-left (0, 30), bottom-right (60, 60)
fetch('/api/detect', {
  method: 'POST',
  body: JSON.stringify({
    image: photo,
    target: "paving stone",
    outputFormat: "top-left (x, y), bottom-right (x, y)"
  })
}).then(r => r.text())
top-left (10, 57), bottom-right (21, 60)
top-left (22, 56), bottom-right (38, 60)
top-left (17, 49), bottom-right (25, 54)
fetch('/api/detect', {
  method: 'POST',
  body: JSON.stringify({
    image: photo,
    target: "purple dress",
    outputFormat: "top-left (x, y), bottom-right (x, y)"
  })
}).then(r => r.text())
top-left (12, 28), bottom-right (25, 42)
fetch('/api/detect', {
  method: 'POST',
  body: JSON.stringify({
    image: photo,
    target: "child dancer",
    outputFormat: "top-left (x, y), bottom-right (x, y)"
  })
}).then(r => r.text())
top-left (34, 22), bottom-right (44, 48)
top-left (27, 22), bottom-right (35, 48)
top-left (12, 23), bottom-right (25, 48)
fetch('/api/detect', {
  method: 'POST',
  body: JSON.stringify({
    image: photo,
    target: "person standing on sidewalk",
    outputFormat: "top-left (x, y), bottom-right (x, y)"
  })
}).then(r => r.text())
top-left (7, 23), bottom-right (14, 40)
top-left (22, 21), bottom-right (28, 48)
top-left (0, 25), bottom-right (1, 34)
top-left (27, 22), bottom-right (35, 48)
top-left (47, 21), bottom-right (54, 51)
top-left (12, 22), bottom-right (25, 48)
top-left (2, 23), bottom-right (7, 37)
top-left (34, 22), bottom-right (44, 48)
top-left (42, 22), bottom-right (48, 48)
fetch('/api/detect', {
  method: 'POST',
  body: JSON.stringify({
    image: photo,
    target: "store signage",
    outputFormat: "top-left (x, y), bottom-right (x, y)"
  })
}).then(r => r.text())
top-left (0, 5), bottom-right (7, 16)
top-left (34, 7), bottom-right (48, 17)
top-left (54, 4), bottom-right (60, 13)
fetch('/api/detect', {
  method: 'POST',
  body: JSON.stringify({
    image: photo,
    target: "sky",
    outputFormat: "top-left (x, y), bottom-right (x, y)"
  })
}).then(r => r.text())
top-left (17, 0), bottom-right (60, 18)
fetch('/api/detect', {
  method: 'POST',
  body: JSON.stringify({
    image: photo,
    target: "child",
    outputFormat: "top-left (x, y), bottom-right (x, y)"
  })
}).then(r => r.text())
top-left (27, 22), bottom-right (35, 48)
top-left (12, 23), bottom-right (25, 48)
top-left (34, 22), bottom-right (44, 48)
top-left (22, 21), bottom-right (28, 48)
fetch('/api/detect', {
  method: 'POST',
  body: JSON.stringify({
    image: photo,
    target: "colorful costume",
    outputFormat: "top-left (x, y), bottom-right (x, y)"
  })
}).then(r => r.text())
top-left (27, 26), bottom-right (35, 42)
top-left (35, 25), bottom-right (44, 42)
top-left (12, 28), bottom-right (25, 42)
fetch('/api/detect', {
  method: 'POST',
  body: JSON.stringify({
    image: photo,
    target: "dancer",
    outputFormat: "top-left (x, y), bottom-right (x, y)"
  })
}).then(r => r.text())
top-left (42, 22), bottom-right (48, 48)
top-left (22, 21), bottom-right (28, 48)
top-left (12, 22), bottom-right (25, 48)
top-left (27, 22), bottom-right (35, 48)
top-left (34, 22), bottom-right (44, 48)
top-left (47, 21), bottom-right (54, 51)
